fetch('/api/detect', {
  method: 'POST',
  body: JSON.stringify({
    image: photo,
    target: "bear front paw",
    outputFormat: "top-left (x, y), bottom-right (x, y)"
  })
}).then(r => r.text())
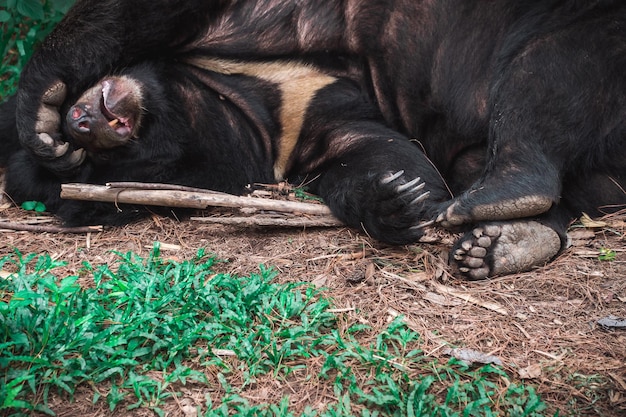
top-left (30, 81), bottom-right (86, 173)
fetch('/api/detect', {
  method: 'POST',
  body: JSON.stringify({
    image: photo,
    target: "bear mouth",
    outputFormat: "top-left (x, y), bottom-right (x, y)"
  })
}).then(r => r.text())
top-left (100, 80), bottom-right (134, 137)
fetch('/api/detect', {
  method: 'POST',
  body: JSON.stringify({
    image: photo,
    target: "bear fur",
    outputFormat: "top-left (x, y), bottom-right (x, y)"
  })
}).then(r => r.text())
top-left (9, 0), bottom-right (626, 278)
top-left (2, 59), bottom-right (449, 244)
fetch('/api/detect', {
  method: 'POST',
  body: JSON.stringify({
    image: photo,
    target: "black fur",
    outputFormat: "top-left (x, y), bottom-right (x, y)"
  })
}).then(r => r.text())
top-left (7, 0), bottom-right (626, 277)
top-left (2, 60), bottom-right (449, 242)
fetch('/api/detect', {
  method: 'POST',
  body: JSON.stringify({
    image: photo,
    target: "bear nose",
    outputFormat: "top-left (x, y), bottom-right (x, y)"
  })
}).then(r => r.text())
top-left (70, 105), bottom-right (85, 120)
top-left (68, 104), bottom-right (92, 133)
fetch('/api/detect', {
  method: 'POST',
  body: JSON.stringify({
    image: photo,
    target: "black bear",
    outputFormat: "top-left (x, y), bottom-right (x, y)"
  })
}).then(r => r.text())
top-left (1, 58), bottom-right (449, 243)
top-left (11, 0), bottom-right (626, 279)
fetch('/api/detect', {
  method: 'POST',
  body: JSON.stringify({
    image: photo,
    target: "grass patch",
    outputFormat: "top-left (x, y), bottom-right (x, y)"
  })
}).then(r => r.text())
top-left (0, 245), bottom-right (547, 416)
top-left (0, 0), bottom-right (76, 99)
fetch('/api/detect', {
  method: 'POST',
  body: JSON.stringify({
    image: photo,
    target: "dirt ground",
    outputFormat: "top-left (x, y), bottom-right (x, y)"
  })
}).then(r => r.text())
top-left (1, 186), bottom-right (625, 416)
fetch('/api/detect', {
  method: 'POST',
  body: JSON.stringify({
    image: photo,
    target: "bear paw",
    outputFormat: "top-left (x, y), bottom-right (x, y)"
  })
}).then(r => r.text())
top-left (359, 170), bottom-right (434, 244)
top-left (451, 220), bottom-right (562, 280)
top-left (31, 81), bottom-right (86, 173)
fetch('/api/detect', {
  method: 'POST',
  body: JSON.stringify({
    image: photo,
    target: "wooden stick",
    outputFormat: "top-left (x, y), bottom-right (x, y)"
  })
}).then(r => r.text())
top-left (430, 282), bottom-right (509, 316)
top-left (60, 183), bottom-right (335, 216)
top-left (106, 182), bottom-right (232, 194)
top-left (191, 215), bottom-right (342, 228)
top-left (0, 221), bottom-right (102, 234)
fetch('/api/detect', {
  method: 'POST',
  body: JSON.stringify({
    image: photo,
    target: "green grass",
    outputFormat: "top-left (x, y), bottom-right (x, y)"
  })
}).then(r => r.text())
top-left (0, 245), bottom-right (547, 416)
top-left (0, 0), bottom-right (76, 99)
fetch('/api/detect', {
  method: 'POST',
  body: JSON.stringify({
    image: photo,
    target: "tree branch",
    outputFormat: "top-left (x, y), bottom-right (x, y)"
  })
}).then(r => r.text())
top-left (0, 221), bottom-right (102, 234)
top-left (60, 183), bottom-right (335, 216)
top-left (191, 215), bottom-right (342, 228)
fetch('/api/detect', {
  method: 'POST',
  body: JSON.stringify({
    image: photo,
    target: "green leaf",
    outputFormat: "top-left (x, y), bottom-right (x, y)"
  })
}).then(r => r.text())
top-left (16, 0), bottom-right (45, 20)
top-left (2, 381), bottom-right (25, 408)
top-left (21, 200), bottom-right (46, 212)
top-left (598, 247), bottom-right (616, 261)
top-left (50, 0), bottom-right (76, 15)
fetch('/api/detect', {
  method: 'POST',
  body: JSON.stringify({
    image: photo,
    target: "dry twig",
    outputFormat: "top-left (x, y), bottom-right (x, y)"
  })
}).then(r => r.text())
top-left (430, 281), bottom-right (509, 316)
top-left (191, 215), bottom-right (342, 228)
top-left (0, 221), bottom-right (102, 234)
top-left (61, 183), bottom-right (334, 216)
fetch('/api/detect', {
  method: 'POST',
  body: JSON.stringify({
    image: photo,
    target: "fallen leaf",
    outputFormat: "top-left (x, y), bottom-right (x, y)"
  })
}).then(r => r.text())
top-left (597, 315), bottom-right (626, 329)
top-left (144, 242), bottom-right (181, 251)
top-left (609, 372), bottom-right (626, 391)
top-left (443, 348), bottom-right (503, 366)
top-left (519, 363), bottom-right (542, 379)
top-left (580, 213), bottom-right (607, 228)
top-left (312, 274), bottom-right (328, 288)
top-left (423, 291), bottom-right (462, 307)
top-left (212, 349), bottom-right (237, 356)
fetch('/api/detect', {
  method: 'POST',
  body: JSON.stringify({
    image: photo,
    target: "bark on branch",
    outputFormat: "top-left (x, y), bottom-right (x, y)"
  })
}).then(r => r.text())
top-left (0, 221), bottom-right (102, 234)
top-left (60, 183), bottom-right (336, 217)
top-left (191, 215), bottom-right (343, 227)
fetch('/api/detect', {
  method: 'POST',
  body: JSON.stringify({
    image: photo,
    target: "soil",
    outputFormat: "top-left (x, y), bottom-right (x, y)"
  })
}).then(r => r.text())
top-left (1, 187), bottom-right (625, 416)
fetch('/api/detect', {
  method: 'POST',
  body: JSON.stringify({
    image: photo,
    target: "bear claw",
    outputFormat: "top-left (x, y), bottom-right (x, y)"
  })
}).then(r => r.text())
top-left (381, 170), bottom-right (404, 185)
top-left (396, 176), bottom-right (422, 192)
top-left (380, 171), bottom-right (430, 206)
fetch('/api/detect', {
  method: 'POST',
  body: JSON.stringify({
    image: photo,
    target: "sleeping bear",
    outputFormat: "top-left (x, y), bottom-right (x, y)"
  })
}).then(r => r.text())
top-left (1, 58), bottom-right (450, 243)
top-left (11, 0), bottom-right (626, 279)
